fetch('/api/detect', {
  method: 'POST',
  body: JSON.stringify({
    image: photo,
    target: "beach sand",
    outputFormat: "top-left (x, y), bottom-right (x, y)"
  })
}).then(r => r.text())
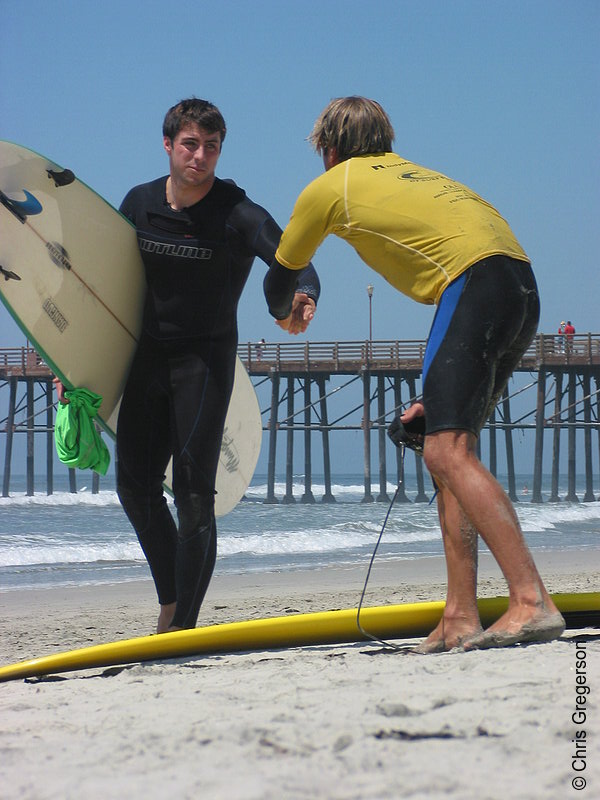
top-left (1, 549), bottom-right (599, 800)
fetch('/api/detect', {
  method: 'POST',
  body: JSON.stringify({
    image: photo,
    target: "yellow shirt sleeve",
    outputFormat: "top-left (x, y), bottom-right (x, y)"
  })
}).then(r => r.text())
top-left (275, 176), bottom-right (341, 270)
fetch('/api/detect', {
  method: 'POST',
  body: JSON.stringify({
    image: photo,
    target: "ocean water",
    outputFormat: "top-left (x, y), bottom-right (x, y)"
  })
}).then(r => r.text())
top-left (0, 473), bottom-right (599, 592)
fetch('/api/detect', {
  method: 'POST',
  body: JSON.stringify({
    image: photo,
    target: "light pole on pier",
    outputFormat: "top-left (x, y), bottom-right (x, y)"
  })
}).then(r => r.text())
top-left (367, 284), bottom-right (374, 343)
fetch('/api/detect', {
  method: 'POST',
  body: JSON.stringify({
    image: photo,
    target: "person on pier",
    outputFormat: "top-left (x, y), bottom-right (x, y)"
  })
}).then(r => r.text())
top-left (564, 320), bottom-right (575, 353)
top-left (557, 321), bottom-right (565, 352)
top-left (264, 96), bottom-right (564, 652)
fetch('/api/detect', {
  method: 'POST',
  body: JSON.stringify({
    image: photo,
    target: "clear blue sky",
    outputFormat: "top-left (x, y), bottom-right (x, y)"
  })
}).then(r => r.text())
top-left (1, 0), bottom-right (598, 347)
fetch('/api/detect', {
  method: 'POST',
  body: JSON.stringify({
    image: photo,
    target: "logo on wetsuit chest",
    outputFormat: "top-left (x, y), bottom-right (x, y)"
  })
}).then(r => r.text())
top-left (138, 238), bottom-right (213, 260)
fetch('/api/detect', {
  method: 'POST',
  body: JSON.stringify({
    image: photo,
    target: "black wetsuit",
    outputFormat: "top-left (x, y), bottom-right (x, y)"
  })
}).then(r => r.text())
top-left (117, 176), bottom-right (319, 628)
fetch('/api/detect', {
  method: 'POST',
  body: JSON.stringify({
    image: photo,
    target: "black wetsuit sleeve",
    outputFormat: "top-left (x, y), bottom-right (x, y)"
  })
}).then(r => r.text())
top-left (230, 198), bottom-right (320, 318)
top-left (263, 258), bottom-right (312, 320)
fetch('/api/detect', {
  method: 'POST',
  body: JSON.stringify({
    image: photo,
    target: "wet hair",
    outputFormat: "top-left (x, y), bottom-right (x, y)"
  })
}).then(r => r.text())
top-left (308, 96), bottom-right (395, 161)
top-left (162, 98), bottom-right (227, 144)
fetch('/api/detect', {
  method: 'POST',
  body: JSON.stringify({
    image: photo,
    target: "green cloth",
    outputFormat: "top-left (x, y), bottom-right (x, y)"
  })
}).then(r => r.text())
top-left (54, 388), bottom-right (110, 475)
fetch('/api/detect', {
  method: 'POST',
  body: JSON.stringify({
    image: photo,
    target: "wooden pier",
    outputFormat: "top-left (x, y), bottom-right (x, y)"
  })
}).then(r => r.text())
top-left (1, 333), bottom-right (600, 501)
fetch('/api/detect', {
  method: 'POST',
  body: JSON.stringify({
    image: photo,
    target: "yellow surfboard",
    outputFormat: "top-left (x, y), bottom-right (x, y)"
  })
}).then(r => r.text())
top-left (0, 592), bottom-right (597, 683)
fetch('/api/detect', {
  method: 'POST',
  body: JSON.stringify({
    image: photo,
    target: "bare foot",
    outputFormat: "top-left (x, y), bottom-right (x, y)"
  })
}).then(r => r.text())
top-left (413, 615), bottom-right (483, 654)
top-left (463, 606), bottom-right (565, 651)
top-left (157, 602), bottom-right (177, 634)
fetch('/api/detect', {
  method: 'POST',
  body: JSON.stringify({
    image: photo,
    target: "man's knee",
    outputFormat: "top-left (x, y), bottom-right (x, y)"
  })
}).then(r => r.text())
top-left (423, 430), bottom-right (475, 481)
top-left (117, 482), bottom-right (167, 532)
top-left (423, 443), bottom-right (444, 482)
top-left (175, 493), bottom-right (215, 543)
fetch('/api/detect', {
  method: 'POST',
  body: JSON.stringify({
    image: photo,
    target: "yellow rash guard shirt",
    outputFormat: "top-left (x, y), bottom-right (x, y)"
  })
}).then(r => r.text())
top-left (275, 153), bottom-right (529, 305)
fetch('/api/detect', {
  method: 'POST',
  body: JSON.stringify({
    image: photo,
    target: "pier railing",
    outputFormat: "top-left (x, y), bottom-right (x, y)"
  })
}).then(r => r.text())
top-left (1, 333), bottom-right (600, 379)
top-left (237, 333), bottom-right (600, 374)
top-left (238, 339), bottom-right (428, 373)
top-left (0, 347), bottom-right (48, 377)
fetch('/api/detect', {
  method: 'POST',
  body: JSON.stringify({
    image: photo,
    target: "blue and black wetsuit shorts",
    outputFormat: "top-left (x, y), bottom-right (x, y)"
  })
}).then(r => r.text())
top-left (422, 255), bottom-right (539, 437)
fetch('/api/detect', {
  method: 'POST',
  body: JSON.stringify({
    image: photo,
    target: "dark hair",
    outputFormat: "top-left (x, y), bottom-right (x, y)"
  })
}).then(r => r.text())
top-left (308, 96), bottom-right (394, 161)
top-left (162, 98), bottom-right (227, 144)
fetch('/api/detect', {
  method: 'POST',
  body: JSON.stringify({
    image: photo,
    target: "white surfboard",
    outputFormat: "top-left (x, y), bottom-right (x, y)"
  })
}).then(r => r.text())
top-left (0, 140), bottom-right (262, 516)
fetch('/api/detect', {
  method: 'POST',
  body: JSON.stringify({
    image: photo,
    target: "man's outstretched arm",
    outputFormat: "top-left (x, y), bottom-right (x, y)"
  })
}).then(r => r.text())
top-left (264, 258), bottom-right (319, 334)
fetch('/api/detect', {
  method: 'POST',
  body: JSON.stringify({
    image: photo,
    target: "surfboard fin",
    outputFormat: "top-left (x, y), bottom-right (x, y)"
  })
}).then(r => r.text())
top-left (47, 168), bottom-right (76, 187)
top-left (0, 265), bottom-right (21, 281)
top-left (0, 190), bottom-right (26, 223)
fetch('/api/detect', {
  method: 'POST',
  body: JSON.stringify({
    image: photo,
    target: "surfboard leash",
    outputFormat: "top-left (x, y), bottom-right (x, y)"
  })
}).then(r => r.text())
top-left (356, 445), bottom-right (408, 652)
top-left (356, 417), bottom-right (440, 651)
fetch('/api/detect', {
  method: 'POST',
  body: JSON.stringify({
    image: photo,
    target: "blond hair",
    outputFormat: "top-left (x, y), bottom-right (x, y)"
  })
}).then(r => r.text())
top-left (308, 97), bottom-right (395, 160)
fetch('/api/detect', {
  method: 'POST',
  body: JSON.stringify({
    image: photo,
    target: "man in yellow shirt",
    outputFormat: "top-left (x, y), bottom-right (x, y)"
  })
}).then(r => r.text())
top-left (265, 96), bottom-right (564, 653)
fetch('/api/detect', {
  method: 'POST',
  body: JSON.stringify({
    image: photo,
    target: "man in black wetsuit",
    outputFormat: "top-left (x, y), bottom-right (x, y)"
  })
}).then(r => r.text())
top-left (117, 98), bottom-right (320, 633)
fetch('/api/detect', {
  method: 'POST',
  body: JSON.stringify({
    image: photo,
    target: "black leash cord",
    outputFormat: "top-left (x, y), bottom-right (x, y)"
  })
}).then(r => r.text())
top-left (356, 446), bottom-right (407, 651)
